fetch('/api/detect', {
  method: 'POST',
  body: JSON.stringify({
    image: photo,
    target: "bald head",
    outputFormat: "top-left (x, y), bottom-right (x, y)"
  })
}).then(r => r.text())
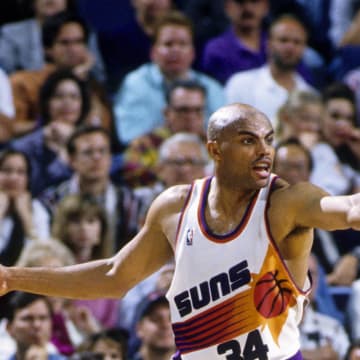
top-left (207, 103), bottom-right (271, 141)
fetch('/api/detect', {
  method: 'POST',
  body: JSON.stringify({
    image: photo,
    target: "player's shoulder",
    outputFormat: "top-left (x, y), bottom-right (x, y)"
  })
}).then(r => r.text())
top-left (271, 177), bottom-right (329, 205)
top-left (148, 184), bottom-right (193, 217)
top-left (156, 184), bottom-right (193, 206)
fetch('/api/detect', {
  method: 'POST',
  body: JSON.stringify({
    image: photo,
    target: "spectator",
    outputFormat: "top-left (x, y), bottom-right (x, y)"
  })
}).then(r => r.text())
top-left (52, 194), bottom-right (112, 262)
top-left (10, 10), bottom-right (112, 138)
top-left (10, 69), bottom-right (91, 196)
top-left (0, 0), bottom-right (68, 73)
top-left (3, 292), bottom-right (67, 360)
top-left (225, 13), bottom-right (314, 127)
top-left (0, 0), bottom-right (106, 80)
top-left (130, 292), bottom-right (175, 360)
top-left (40, 126), bottom-right (142, 251)
top-left (274, 138), bottom-right (359, 295)
top-left (76, 327), bottom-right (129, 360)
top-left (134, 132), bottom-right (210, 227)
top-left (113, 10), bottom-right (224, 145)
top-left (0, 149), bottom-right (50, 266)
top-left (320, 82), bottom-right (360, 194)
top-left (51, 194), bottom-right (120, 330)
top-left (276, 90), bottom-right (322, 147)
top-left (88, 0), bottom-right (175, 94)
top-left (123, 79), bottom-right (207, 187)
top-left (201, 0), bottom-right (269, 84)
top-left (300, 254), bottom-right (350, 359)
top-left (276, 90), bottom-right (353, 196)
top-left (117, 262), bottom-right (174, 338)
top-left (14, 239), bottom-right (103, 356)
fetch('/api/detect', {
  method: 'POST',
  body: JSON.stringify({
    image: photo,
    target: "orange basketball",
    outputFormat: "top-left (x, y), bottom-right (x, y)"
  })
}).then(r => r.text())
top-left (253, 271), bottom-right (292, 318)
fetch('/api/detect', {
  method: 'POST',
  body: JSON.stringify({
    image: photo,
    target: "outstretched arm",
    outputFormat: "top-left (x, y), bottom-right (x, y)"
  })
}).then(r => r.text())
top-left (0, 189), bottom-right (177, 300)
top-left (283, 182), bottom-right (360, 231)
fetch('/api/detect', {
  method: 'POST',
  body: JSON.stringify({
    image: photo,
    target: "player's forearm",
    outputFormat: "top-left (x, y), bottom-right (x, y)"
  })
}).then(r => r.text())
top-left (3, 258), bottom-right (125, 299)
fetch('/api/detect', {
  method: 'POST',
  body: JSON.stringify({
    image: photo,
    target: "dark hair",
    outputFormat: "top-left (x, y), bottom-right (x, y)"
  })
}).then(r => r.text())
top-left (165, 79), bottom-right (206, 104)
top-left (322, 82), bottom-right (356, 111)
top-left (136, 291), bottom-right (169, 321)
top-left (322, 82), bottom-right (358, 170)
top-left (66, 125), bottom-right (111, 156)
top-left (0, 149), bottom-right (32, 191)
top-left (274, 137), bottom-right (314, 172)
top-left (52, 194), bottom-right (111, 259)
top-left (152, 10), bottom-right (194, 44)
top-left (5, 291), bottom-right (52, 322)
top-left (77, 328), bottom-right (129, 359)
top-left (42, 10), bottom-right (89, 51)
top-left (38, 69), bottom-right (91, 126)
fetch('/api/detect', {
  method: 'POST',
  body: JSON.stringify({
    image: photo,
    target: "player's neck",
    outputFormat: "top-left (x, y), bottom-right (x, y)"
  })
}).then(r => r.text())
top-left (209, 177), bottom-right (257, 216)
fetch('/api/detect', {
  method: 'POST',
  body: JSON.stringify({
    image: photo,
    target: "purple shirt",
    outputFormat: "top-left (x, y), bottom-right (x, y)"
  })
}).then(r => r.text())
top-left (201, 27), bottom-right (267, 84)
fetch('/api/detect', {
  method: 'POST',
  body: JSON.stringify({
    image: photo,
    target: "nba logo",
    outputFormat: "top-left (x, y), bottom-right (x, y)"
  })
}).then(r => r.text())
top-left (186, 228), bottom-right (193, 245)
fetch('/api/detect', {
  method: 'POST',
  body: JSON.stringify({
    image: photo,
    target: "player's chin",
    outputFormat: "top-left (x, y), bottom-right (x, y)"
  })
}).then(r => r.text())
top-left (253, 175), bottom-right (270, 188)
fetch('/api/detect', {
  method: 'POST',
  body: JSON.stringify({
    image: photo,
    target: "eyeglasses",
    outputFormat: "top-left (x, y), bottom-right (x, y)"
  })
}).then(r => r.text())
top-left (170, 106), bottom-right (204, 115)
top-left (55, 37), bottom-right (86, 46)
top-left (163, 158), bottom-right (207, 167)
top-left (77, 146), bottom-right (110, 158)
top-left (18, 314), bottom-right (51, 323)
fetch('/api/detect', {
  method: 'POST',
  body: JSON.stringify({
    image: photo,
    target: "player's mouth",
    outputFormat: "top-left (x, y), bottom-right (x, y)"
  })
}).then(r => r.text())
top-left (252, 161), bottom-right (271, 179)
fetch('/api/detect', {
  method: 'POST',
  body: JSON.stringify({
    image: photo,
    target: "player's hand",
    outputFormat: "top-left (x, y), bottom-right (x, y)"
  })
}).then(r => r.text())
top-left (68, 304), bottom-right (101, 334)
top-left (326, 254), bottom-right (358, 286)
top-left (72, 49), bottom-right (95, 80)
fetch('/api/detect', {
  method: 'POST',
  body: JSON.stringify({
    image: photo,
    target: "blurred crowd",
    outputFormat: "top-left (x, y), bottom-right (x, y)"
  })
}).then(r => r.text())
top-left (0, 0), bottom-right (360, 359)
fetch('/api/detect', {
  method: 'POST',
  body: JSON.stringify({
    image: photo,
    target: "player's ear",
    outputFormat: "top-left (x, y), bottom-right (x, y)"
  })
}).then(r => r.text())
top-left (207, 141), bottom-right (221, 161)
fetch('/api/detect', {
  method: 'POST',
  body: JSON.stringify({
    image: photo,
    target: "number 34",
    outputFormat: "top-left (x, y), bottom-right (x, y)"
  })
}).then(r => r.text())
top-left (217, 330), bottom-right (269, 360)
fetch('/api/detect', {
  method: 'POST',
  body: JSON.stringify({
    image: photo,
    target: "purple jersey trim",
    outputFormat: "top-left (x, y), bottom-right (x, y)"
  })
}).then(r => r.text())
top-left (288, 350), bottom-right (303, 360)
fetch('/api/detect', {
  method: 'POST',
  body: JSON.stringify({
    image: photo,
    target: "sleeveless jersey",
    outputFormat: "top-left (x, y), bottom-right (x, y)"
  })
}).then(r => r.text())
top-left (166, 175), bottom-right (311, 360)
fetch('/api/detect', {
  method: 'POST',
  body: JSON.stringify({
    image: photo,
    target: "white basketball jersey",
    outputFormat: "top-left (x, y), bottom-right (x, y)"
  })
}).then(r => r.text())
top-left (166, 175), bottom-right (310, 360)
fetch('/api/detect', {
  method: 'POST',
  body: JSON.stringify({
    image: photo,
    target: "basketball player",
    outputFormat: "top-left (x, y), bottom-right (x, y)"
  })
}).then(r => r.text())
top-left (1, 103), bottom-right (360, 359)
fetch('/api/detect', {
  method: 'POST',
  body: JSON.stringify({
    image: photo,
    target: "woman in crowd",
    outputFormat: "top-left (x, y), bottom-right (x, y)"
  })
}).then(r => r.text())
top-left (0, 149), bottom-right (50, 266)
top-left (10, 69), bottom-right (91, 195)
top-left (51, 194), bottom-right (119, 329)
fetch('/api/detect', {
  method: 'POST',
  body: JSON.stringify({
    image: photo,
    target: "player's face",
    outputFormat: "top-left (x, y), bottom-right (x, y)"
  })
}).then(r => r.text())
top-left (213, 114), bottom-right (274, 190)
